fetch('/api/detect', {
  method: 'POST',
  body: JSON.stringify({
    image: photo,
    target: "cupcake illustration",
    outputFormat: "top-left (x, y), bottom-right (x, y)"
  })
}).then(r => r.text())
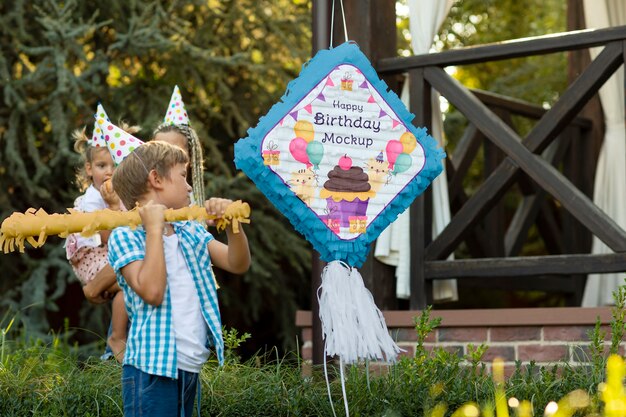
top-left (320, 155), bottom-right (376, 228)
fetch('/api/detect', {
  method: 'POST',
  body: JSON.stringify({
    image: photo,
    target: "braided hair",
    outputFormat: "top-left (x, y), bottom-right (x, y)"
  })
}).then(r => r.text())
top-left (152, 123), bottom-right (206, 205)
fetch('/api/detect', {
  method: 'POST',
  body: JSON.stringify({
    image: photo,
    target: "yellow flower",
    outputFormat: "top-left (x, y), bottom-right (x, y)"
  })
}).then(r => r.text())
top-left (603, 355), bottom-right (626, 417)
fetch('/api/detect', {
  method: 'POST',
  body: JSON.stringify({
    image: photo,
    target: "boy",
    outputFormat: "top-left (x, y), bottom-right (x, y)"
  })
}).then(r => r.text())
top-left (108, 140), bottom-right (250, 416)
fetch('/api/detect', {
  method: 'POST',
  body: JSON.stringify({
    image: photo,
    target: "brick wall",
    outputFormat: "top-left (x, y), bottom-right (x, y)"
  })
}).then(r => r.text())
top-left (296, 307), bottom-right (618, 376)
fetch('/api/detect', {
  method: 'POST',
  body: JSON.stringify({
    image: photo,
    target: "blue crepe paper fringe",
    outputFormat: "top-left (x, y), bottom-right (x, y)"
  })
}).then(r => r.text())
top-left (234, 42), bottom-right (445, 268)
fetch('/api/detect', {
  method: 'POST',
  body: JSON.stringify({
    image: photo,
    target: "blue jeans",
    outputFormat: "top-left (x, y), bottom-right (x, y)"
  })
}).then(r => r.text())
top-left (122, 365), bottom-right (200, 417)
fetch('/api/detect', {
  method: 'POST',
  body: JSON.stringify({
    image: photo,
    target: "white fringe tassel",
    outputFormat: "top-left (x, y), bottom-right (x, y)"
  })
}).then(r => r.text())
top-left (317, 260), bottom-right (403, 364)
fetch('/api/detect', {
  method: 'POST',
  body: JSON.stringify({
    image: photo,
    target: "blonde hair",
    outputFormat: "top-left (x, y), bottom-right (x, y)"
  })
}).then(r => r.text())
top-left (152, 123), bottom-right (205, 204)
top-left (73, 120), bottom-right (142, 192)
top-left (112, 141), bottom-right (189, 209)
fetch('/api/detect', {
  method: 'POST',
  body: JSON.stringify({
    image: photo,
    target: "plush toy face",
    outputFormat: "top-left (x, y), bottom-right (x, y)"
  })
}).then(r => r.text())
top-left (235, 42), bottom-right (444, 267)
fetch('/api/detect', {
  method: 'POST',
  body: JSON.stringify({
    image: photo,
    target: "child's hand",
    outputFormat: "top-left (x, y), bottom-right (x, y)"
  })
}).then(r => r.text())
top-left (100, 180), bottom-right (121, 210)
top-left (204, 198), bottom-right (232, 227)
top-left (139, 200), bottom-right (166, 235)
top-left (83, 282), bottom-right (113, 304)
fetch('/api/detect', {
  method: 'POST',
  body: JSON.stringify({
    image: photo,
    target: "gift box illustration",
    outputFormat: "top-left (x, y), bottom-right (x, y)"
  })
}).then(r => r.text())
top-left (321, 207), bottom-right (341, 234)
top-left (326, 218), bottom-right (341, 234)
top-left (341, 71), bottom-right (354, 91)
top-left (348, 216), bottom-right (368, 234)
top-left (262, 141), bottom-right (280, 165)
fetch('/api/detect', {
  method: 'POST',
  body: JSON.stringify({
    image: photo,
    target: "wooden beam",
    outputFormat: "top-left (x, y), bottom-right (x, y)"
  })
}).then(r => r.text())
top-left (409, 68), bottom-right (431, 309)
top-left (505, 194), bottom-right (544, 256)
top-left (623, 40), bottom-right (626, 120)
top-left (439, 160), bottom-right (520, 257)
top-left (340, 0), bottom-right (399, 310)
top-left (427, 64), bottom-right (626, 252)
top-left (525, 42), bottom-right (623, 152)
top-left (310, 0), bottom-right (332, 367)
top-left (482, 138), bottom-right (505, 257)
top-left (446, 162), bottom-right (492, 258)
top-left (377, 26), bottom-right (626, 73)
top-left (459, 276), bottom-right (581, 293)
top-left (425, 253), bottom-right (626, 278)
top-left (560, 124), bottom-right (591, 304)
top-left (424, 43), bottom-right (626, 260)
top-left (562, 127), bottom-right (594, 254)
top-left (505, 136), bottom-right (570, 256)
top-left (536, 199), bottom-right (565, 254)
top-left (472, 89), bottom-right (592, 128)
top-left (448, 124), bottom-right (482, 199)
top-left (410, 195), bottom-right (427, 309)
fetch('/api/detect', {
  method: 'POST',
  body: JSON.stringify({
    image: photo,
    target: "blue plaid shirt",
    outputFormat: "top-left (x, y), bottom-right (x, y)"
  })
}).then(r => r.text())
top-left (108, 221), bottom-right (224, 378)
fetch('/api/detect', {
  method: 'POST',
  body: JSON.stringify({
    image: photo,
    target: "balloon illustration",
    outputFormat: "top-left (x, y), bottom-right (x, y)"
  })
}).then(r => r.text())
top-left (294, 120), bottom-right (315, 143)
top-left (289, 137), bottom-right (312, 168)
top-left (392, 153), bottom-right (412, 175)
top-left (399, 131), bottom-right (417, 154)
top-left (386, 139), bottom-right (404, 170)
top-left (306, 140), bottom-right (324, 170)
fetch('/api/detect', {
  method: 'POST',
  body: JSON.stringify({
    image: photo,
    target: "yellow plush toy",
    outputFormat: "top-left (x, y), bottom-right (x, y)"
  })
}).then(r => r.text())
top-left (0, 201), bottom-right (250, 254)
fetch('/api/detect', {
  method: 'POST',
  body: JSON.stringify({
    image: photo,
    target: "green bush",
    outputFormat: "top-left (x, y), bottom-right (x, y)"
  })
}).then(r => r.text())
top-left (1, 301), bottom-right (624, 416)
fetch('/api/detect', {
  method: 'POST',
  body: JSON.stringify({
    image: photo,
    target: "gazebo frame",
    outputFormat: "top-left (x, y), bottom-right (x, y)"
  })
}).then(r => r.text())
top-left (309, 0), bottom-right (626, 364)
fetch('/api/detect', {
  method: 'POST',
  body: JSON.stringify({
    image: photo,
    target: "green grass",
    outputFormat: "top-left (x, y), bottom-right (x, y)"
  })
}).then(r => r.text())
top-left (1, 301), bottom-right (624, 416)
top-left (0, 342), bottom-right (607, 417)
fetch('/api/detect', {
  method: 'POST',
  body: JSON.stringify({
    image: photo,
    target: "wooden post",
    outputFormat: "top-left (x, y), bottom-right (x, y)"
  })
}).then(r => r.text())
top-left (310, 0), bottom-right (399, 363)
top-left (311, 0), bottom-right (331, 366)
top-left (338, 0), bottom-right (399, 309)
top-left (566, 0), bottom-right (605, 304)
top-left (409, 68), bottom-right (433, 309)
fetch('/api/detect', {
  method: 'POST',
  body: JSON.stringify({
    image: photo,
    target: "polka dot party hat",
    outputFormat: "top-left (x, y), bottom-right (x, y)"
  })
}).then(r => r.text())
top-left (163, 85), bottom-right (190, 125)
top-left (97, 118), bottom-right (145, 166)
top-left (88, 103), bottom-right (110, 147)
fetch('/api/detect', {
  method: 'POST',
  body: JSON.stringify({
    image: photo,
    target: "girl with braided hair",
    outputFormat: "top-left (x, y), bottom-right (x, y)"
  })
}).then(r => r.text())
top-left (152, 86), bottom-right (206, 205)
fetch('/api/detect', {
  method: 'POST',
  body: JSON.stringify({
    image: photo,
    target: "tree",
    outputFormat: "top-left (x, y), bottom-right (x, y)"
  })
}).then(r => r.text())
top-left (0, 0), bottom-right (313, 355)
top-left (437, 0), bottom-right (567, 105)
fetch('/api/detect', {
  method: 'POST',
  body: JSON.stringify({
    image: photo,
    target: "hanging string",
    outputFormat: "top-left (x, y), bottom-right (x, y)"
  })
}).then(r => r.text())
top-left (330, 0), bottom-right (349, 48)
top-left (322, 347), bottom-right (351, 417)
top-left (317, 260), bottom-right (404, 417)
top-left (323, 347), bottom-right (339, 417)
top-left (339, 357), bottom-right (350, 417)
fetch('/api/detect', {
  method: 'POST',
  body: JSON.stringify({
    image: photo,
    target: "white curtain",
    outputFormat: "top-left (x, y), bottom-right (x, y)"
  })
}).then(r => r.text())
top-left (375, 0), bottom-right (457, 302)
top-left (581, 0), bottom-right (626, 306)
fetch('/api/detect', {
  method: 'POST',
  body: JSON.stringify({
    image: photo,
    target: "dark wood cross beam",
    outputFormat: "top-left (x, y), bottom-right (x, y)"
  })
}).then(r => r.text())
top-left (375, 26), bottom-right (626, 308)
top-left (426, 253), bottom-right (626, 279)
top-left (423, 41), bottom-right (626, 260)
top-left (378, 26), bottom-right (626, 72)
top-left (447, 123), bottom-right (481, 199)
top-left (443, 98), bottom-right (591, 261)
top-left (504, 136), bottom-right (570, 257)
